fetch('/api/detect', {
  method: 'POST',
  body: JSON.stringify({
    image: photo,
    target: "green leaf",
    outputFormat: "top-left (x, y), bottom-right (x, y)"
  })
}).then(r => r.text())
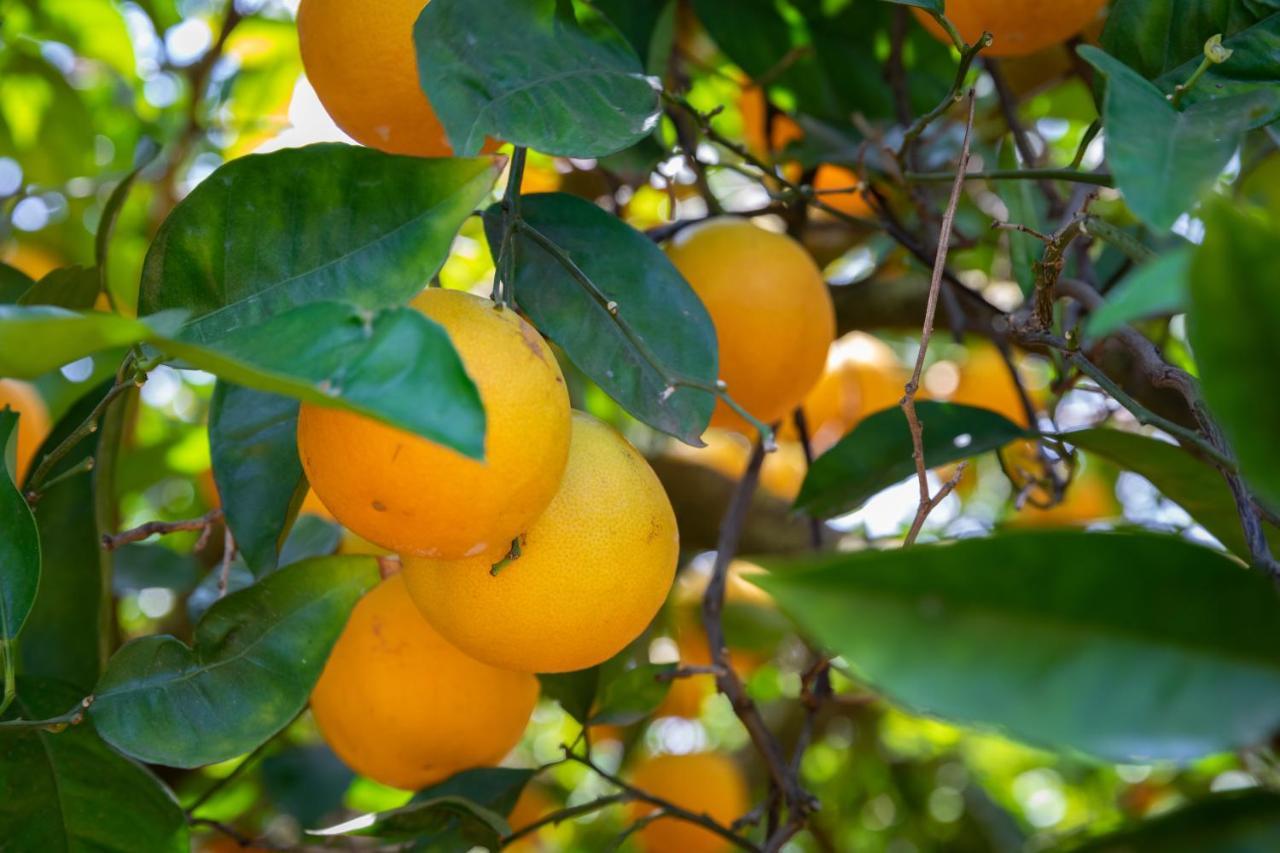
top-left (277, 514), bottom-right (343, 567)
top-left (483, 193), bottom-right (717, 444)
top-left (590, 662), bottom-right (676, 726)
top-left (16, 265), bottom-right (99, 310)
top-left (91, 556), bottom-right (379, 768)
top-left (96, 138), bottom-right (160, 307)
top-left (0, 412), bottom-right (39, 675)
top-left (1188, 201), bottom-right (1280, 509)
top-left (209, 383), bottom-right (305, 575)
top-left (1083, 247), bottom-right (1192, 339)
top-left (0, 262), bottom-right (34, 304)
top-left (138, 144), bottom-right (498, 343)
top-left (111, 544), bottom-right (200, 596)
top-left (1059, 427), bottom-right (1273, 560)
top-left (752, 531), bottom-right (1280, 762)
top-left (538, 667), bottom-right (600, 725)
top-left (19, 383), bottom-right (118, 690)
top-left (1080, 45), bottom-right (1280, 230)
top-left (997, 140), bottom-right (1046, 297)
top-left (1155, 12), bottom-right (1280, 126)
top-left (261, 745), bottom-right (354, 827)
top-left (415, 0), bottom-right (662, 157)
top-left (0, 677), bottom-right (189, 852)
top-left (594, 0), bottom-right (677, 76)
top-left (796, 402), bottom-right (1031, 519)
top-left (1100, 0), bottom-right (1280, 80)
top-left (879, 0), bottom-right (942, 12)
top-left (1065, 789), bottom-right (1280, 852)
top-left (0, 305), bottom-right (182, 379)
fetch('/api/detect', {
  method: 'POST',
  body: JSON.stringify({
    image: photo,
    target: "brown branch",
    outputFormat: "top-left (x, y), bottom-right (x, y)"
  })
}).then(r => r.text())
top-left (101, 508), bottom-right (223, 551)
top-left (501, 792), bottom-right (630, 847)
top-left (900, 91), bottom-right (976, 546)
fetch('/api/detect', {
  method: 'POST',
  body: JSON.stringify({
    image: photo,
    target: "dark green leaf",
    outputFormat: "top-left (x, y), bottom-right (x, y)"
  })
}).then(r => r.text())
top-left (0, 262), bottom-right (34, 304)
top-left (415, 0), bottom-right (661, 157)
top-left (1065, 789), bottom-right (1280, 852)
top-left (797, 402), bottom-right (1031, 519)
top-left (1155, 12), bottom-right (1280, 126)
top-left (880, 0), bottom-right (942, 11)
top-left (1188, 201), bottom-right (1280, 509)
top-left (0, 677), bottom-right (189, 852)
top-left (538, 667), bottom-right (601, 725)
top-left (111, 544), bottom-right (199, 596)
top-left (591, 662), bottom-right (676, 726)
top-left (1084, 247), bottom-right (1191, 339)
top-left (483, 193), bottom-right (717, 444)
top-left (1100, 0), bottom-right (1279, 80)
top-left (91, 556), bottom-right (379, 767)
top-left (16, 265), bottom-right (100, 310)
top-left (0, 411), bottom-right (39, 648)
top-left (139, 144), bottom-right (498, 343)
top-left (261, 744), bottom-right (354, 827)
top-left (1080, 46), bottom-right (1280, 230)
top-left (1058, 427), bottom-right (1272, 559)
top-left (594, 0), bottom-right (676, 75)
top-left (753, 531), bottom-right (1280, 762)
top-left (278, 514), bottom-right (342, 567)
top-left (209, 383), bottom-right (305, 575)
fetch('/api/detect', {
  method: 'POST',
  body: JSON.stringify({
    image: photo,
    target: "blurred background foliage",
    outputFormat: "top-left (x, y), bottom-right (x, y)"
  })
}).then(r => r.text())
top-left (3, 0), bottom-right (1279, 851)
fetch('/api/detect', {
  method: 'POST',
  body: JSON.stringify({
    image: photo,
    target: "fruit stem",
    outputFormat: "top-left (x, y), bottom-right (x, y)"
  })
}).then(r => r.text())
top-left (489, 536), bottom-right (522, 576)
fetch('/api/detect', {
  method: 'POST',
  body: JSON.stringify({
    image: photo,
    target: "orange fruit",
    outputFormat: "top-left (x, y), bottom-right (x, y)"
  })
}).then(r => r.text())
top-left (2, 242), bottom-right (62, 280)
top-left (298, 0), bottom-right (493, 156)
top-left (0, 379), bottom-right (51, 483)
top-left (912, 0), bottom-right (1109, 58)
top-left (506, 785), bottom-right (558, 853)
top-left (739, 86), bottom-right (804, 158)
top-left (1008, 467), bottom-right (1117, 528)
top-left (812, 164), bottom-right (872, 219)
top-left (297, 288), bottom-right (570, 558)
top-left (669, 430), bottom-right (808, 501)
top-left (666, 219), bottom-right (834, 433)
top-left (310, 573), bottom-right (538, 790)
top-left (403, 411), bottom-right (678, 673)
top-left (948, 343), bottom-right (1037, 428)
top-left (627, 753), bottom-right (750, 853)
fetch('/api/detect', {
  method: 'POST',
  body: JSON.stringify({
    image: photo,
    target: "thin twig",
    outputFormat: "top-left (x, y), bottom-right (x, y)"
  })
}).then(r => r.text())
top-left (25, 366), bottom-right (139, 497)
top-left (900, 91), bottom-right (976, 546)
top-left (101, 508), bottom-right (223, 551)
top-left (218, 526), bottom-right (237, 598)
top-left (905, 168), bottom-right (1113, 187)
top-left (502, 793), bottom-right (630, 847)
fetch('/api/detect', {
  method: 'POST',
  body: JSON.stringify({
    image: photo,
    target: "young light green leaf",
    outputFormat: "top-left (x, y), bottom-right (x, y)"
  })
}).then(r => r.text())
top-left (0, 305), bottom-right (183, 379)
top-left (1084, 246), bottom-right (1191, 339)
top-left (483, 192), bottom-right (717, 444)
top-left (997, 139), bottom-right (1046, 297)
top-left (416, 0), bottom-right (661, 157)
top-left (91, 556), bottom-right (380, 767)
top-left (753, 531), bottom-right (1280, 762)
top-left (139, 144), bottom-right (498, 343)
top-left (0, 678), bottom-right (189, 852)
top-left (209, 383), bottom-right (305, 575)
top-left (796, 402), bottom-right (1031, 519)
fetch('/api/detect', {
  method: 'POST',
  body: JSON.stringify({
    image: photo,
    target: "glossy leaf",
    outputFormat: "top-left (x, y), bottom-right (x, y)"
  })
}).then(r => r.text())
top-left (0, 262), bottom-right (34, 303)
top-left (1084, 247), bottom-right (1191, 339)
top-left (1188, 201), bottom-right (1280, 509)
top-left (1100, 0), bottom-right (1280, 79)
top-left (1081, 46), bottom-right (1279, 230)
top-left (261, 744), bottom-right (354, 827)
top-left (1155, 12), bottom-right (1280, 126)
top-left (0, 305), bottom-right (182, 379)
top-left (111, 544), bottom-right (200, 596)
top-left (483, 192), bottom-right (717, 444)
top-left (538, 667), bottom-right (600, 725)
top-left (797, 402), bottom-right (1030, 519)
top-left (0, 678), bottom-right (189, 852)
top-left (16, 265), bottom-right (99, 309)
top-left (415, 0), bottom-right (661, 157)
top-left (1066, 789), bottom-right (1280, 852)
top-left (91, 556), bottom-right (379, 767)
top-left (139, 144), bottom-right (498, 343)
top-left (753, 531), bottom-right (1280, 762)
top-left (0, 412), bottom-right (39, 649)
top-left (594, 0), bottom-right (676, 75)
top-left (591, 662), bottom-right (676, 726)
top-left (208, 383), bottom-right (305, 575)
top-left (1058, 427), bottom-right (1272, 559)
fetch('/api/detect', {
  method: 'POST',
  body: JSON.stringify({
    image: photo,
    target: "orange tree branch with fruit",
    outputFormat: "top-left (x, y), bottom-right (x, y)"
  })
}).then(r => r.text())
top-left (5, 0), bottom-right (1280, 851)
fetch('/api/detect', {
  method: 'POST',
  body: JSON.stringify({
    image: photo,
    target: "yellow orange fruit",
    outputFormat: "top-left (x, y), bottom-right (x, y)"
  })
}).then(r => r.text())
top-left (627, 753), bottom-right (750, 853)
top-left (403, 411), bottom-right (678, 673)
top-left (0, 379), bottom-right (51, 483)
top-left (2, 242), bottom-right (62, 280)
top-left (298, 0), bottom-right (485, 156)
top-left (310, 573), bottom-right (538, 790)
top-left (666, 219), bottom-right (834, 432)
top-left (948, 343), bottom-right (1037, 428)
top-left (913, 0), bottom-right (1108, 58)
top-left (669, 430), bottom-right (808, 501)
top-left (812, 164), bottom-right (873, 219)
top-left (297, 288), bottom-right (570, 558)
top-left (506, 785), bottom-right (558, 853)
top-left (1008, 468), bottom-right (1117, 528)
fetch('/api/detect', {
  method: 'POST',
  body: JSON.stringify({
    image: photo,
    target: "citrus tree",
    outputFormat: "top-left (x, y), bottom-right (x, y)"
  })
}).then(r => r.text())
top-left (3, 0), bottom-right (1280, 850)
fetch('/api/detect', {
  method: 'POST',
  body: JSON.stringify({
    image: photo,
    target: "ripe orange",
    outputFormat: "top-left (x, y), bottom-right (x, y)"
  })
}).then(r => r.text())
top-left (666, 219), bottom-right (835, 433)
top-left (669, 430), bottom-right (808, 501)
top-left (627, 753), bottom-right (750, 853)
top-left (297, 288), bottom-right (570, 558)
top-left (1008, 467), bottom-right (1117, 528)
top-left (402, 411), bottom-right (678, 673)
top-left (1, 242), bottom-right (62, 280)
top-left (309, 573), bottom-right (538, 791)
top-left (298, 0), bottom-right (490, 156)
top-left (0, 379), bottom-right (51, 483)
top-left (948, 343), bottom-right (1037, 428)
top-left (913, 0), bottom-right (1108, 58)
top-left (812, 164), bottom-right (872, 219)
top-left (506, 785), bottom-right (558, 853)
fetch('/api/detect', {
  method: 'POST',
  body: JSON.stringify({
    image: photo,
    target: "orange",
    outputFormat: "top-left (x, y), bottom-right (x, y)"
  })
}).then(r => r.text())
top-left (506, 785), bottom-right (558, 853)
top-left (739, 86), bottom-right (804, 158)
top-left (812, 164), bottom-right (872, 219)
top-left (627, 753), bottom-right (750, 853)
top-left (298, 0), bottom-right (492, 156)
top-left (666, 219), bottom-right (834, 432)
top-left (0, 379), bottom-right (51, 483)
top-left (913, 0), bottom-right (1109, 58)
top-left (310, 573), bottom-right (538, 790)
top-left (2, 242), bottom-right (62, 280)
top-left (403, 411), bottom-right (678, 673)
top-left (1008, 468), bottom-right (1117, 528)
top-left (948, 343), bottom-right (1037, 428)
top-left (297, 288), bottom-right (570, 558)
top-left (669, 430), bottom-right (808, 501)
